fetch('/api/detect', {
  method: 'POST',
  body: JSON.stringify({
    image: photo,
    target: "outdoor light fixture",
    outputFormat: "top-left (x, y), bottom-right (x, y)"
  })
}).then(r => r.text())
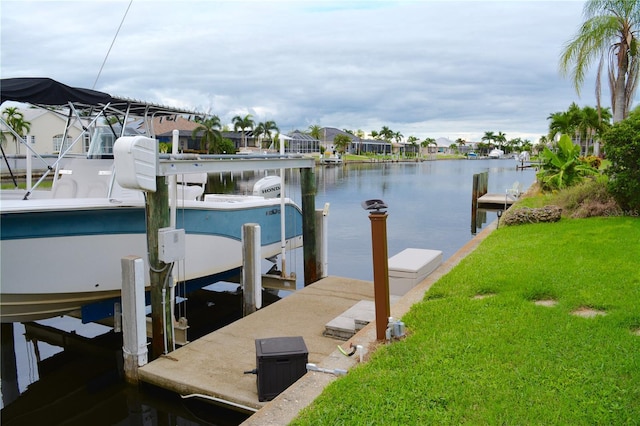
top-left (361, 199), bottom-right (388, 213)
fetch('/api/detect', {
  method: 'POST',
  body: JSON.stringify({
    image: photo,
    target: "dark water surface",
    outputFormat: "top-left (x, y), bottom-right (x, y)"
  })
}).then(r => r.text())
top-left (1, 159), bottom-right (536, 425)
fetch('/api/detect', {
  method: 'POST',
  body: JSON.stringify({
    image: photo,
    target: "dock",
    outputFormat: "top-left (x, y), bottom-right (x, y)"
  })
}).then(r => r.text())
top-left (477, 193), bottom-right (517, 210)
top-left (138, 276), bottom-right (376, 413)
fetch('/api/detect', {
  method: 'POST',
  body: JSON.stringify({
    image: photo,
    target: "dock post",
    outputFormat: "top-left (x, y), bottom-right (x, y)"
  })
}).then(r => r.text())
top-left (368, 211), bottom-right (391, 341)
top-left (471, 171), bottom-right (488, 235)
top-left (147, 176), bottom-right (174, 359)
top-left (315, 203), bottom-right (330, 278)
top-left (1, 323), bottom-right (19, 406)
top-left (301, 167), bottom-right (318, 286)
top-left (471, 173), bottom-right (479, 234)
top-left (242, 223), bottom-right (262, 316)
top-left (121, 255), bottom-right (148, 384)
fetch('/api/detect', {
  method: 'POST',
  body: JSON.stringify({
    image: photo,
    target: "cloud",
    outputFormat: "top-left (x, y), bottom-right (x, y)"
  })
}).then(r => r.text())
top-left (2, 0), bottom-right (627, 143)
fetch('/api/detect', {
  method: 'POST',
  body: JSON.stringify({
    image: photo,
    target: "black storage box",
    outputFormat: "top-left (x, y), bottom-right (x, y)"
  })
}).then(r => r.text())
top-left (255, 336), bottom-right (308, 402)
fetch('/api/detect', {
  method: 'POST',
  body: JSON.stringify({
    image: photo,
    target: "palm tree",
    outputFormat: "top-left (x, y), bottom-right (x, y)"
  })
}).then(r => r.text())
top-left (420, 137), bottom-right (438, 157)
top-left (1, 107), bottom-right (31, 154)
top-left (192, 115), bottom-right (222, 153)
top-left (481, 131), bottom-right (496, 147)
top-left (308, 124), bottom-right (322, 140)
top-left (559, 0), bottom-right (640, 123)
top-left (536, 136), bottom-right (550, 155)
top-left (407, 135), bottom-right (419, 157)
top-left (495, 132), bottom-right (507, 150)
top-left (476, 142), bottom-right (490, 156)
top-left (232, 114), bottom-right (254, 149)
top-left (379, 126), bottom-right (394, 155)
top-left (355, 129), bottom-right (365, 155)
top-left (333, 134), bottom-right (351, 154)
top-left (548, 108), bottom-right (577, 142)
top-left (255, 120), bottom-right (279, 149)
top-left (580, 105), bottom-right (612, 155)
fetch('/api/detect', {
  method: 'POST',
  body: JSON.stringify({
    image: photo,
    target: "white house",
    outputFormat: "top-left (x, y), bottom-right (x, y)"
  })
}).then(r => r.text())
top-left (1, 106), bottom-right (89, 156)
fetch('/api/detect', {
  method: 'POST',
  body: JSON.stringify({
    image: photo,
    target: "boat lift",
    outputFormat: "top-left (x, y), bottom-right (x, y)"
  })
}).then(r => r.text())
top-left (114, 136), bottom-right (317, 361)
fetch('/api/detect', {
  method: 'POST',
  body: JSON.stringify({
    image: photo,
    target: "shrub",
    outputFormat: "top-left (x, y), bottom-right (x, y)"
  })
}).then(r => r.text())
top-left (558, 176), bottom-right (622, 218)
top-left (603, 109), bottom-right (640, 212)
top-left (536, 134), bottom-right (598, 190)
top-left (581, 155), bottom-right (601, 169)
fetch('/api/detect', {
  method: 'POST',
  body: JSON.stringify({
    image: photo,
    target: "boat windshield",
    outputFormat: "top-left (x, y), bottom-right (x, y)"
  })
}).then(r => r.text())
top-left (86, 125), bottom-right (141, 159)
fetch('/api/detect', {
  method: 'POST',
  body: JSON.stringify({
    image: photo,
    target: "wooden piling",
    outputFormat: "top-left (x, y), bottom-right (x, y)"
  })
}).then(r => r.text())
top-left (315, 205), bottom-right (330, 278)
top-left (1, 323), bottom-right (19, 404)
top-left (368, 211), bottom-right (391, 341)
top-left (242, 223), bottom-right (262, 316)
top-left (146, 176), bottom-right (174, 359)
top-left (121, 255), bottom-right (148, 384)
top-left (471, 171), bottom-right (488, 235)
top-left (301, 167), bottom-right (318, 286)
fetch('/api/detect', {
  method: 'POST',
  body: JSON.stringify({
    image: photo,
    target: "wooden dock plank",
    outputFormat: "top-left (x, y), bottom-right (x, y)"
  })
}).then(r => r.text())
top-left (138, 276), bottom-right (374, 412)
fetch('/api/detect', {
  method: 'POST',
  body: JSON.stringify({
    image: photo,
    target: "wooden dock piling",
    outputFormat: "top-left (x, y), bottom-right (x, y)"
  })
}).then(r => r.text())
top-left (301, 167), bottom-right (318, 286)
top-left (121, 255), bottom-right (148, 384)
top-left (471, 172), bottom-right (488, 234)
top-left (146, 176), bottom-right (174, 359)
top-left (242, 223), bottom-right (262, 316)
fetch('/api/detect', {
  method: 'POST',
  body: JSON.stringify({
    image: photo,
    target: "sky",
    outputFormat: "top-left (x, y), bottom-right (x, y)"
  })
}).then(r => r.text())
top-left (2, 0), bottom-right (633, 143)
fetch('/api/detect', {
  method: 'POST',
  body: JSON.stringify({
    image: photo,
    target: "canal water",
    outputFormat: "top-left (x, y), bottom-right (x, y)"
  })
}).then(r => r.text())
top-left (1, 158), bottom-right (536, 425)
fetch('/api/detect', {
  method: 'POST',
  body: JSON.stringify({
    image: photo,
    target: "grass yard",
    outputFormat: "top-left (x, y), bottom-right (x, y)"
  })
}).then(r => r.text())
top-left (292, 217), bottom-right (640, 425)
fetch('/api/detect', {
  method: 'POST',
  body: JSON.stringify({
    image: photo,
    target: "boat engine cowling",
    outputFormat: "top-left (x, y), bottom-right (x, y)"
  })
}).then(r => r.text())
top-left (253, 175), bottom-right (281, 198)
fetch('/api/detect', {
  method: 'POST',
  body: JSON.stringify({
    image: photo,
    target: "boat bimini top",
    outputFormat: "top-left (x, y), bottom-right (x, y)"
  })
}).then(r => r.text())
top-left (0, 77), bottom-right (206, 198)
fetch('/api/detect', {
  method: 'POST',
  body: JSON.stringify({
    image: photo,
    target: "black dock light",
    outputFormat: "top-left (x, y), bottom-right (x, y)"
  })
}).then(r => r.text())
top-left (361, 199), bottom-right (388, 212)
top-left (363, 199), bottom-right (391, 341)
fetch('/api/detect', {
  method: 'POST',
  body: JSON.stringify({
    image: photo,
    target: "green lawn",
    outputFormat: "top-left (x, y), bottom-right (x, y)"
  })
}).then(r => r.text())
top-left (292, 217), bottom-right (640, 425)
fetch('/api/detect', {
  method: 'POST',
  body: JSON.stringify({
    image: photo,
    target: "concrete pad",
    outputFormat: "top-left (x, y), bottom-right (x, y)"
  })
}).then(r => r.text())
top-left (324, 297), bottom-right (401, 339)
top-left (138, 276), bottom-right (374, 413)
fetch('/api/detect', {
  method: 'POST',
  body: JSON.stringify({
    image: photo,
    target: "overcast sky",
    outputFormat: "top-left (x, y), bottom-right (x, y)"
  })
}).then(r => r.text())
top-left (2, 0), bottom-right (633, 143)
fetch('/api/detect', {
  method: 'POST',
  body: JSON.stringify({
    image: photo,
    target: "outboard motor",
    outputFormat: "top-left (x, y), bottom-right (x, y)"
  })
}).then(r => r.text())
top-left (253, 175), bottom-right (281, 198)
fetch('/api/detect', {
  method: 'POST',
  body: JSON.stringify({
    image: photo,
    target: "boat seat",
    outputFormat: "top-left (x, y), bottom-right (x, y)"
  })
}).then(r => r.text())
top-left (51, 178), bottom-right (78, 198)
top-left (175, 173), bottom-right (207, 200)
top-left (176, 184), bottom-right (205, 201)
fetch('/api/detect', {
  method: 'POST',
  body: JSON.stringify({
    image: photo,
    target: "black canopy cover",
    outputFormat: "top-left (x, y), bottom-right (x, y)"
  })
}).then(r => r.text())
top-left (1, 77), bottom-right (203, 118)
top-left (1, 77), bottom-right (113, 106)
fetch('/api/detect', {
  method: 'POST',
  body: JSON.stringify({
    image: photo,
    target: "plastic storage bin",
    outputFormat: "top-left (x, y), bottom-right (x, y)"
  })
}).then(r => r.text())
top-left (255, 336), bottom-right (308, 401)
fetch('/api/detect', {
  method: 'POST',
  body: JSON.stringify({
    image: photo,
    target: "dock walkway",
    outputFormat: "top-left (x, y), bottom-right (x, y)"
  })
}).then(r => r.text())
top-left (138, 276), bottom-right (375, 413)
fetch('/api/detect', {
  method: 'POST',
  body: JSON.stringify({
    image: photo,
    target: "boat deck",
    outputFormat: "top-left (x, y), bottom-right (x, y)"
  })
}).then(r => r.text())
top-left (138, 276), bottom-right (375, 413)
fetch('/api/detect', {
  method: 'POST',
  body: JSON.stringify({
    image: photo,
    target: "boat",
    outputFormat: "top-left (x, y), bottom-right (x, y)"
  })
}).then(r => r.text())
top-left (320, 154), bottom-right (343, 165)
top-left (467, 151), bottom-right (478, 159)
top-left (488, 148), bottom-right (504, 159)
top-left (0, 78), bottom-right (304, 323)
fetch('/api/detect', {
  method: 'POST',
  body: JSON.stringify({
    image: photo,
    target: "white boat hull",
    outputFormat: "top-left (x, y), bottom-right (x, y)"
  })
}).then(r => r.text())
top-left (1, 197), bottom-right (303, 323)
